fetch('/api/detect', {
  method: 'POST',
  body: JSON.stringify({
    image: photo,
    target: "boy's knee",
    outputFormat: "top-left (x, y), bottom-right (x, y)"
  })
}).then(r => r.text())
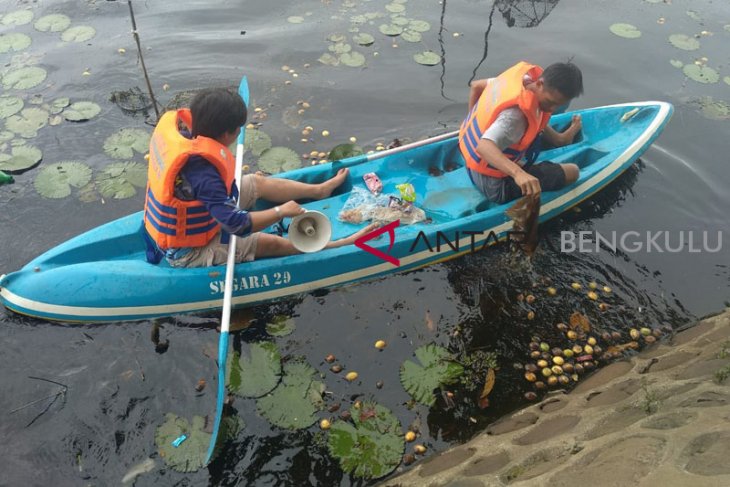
top-left (563, 164), bottom-right (579, 184)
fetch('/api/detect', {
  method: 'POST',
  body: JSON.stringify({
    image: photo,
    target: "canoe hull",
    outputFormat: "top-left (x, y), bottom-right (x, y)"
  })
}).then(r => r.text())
top-left (0, 102), bottom-right (673, 322)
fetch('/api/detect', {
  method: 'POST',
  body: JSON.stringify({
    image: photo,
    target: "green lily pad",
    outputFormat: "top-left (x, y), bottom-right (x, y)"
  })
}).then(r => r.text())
top-left (683, 64), bottom-right (719, 84)
top-left (328, 33), bottom-right (347, 43)
top-left (287, 16), bottom-right (305, 24)
top-left (328, 143), bottom-right (363, 161)
top-left (0, 131), bottom-right (14, 143)
top-left (669, 34), bottom-right (700, 51)
top-left (379, 24), bottom-right (403, 36)
top-left (340, 51), bottom-right (366, 67)
top-left (694, 96), bottom-right (730, 121)
top-left (95, 161), bottom-right (147, 199)
top-left (724, 76), bottom-right (730, 86)
top-left (34, 161), bottom-right (92, 199)
top-left (63, 101), bottom-right (102, 122)
top-left (50, 97), bottom-right (71, 114)
top-left (77, 181), bottom-right (99, 203)
top-left (670, 59), bottom-right (684, 68)
top-left (400, 344), bottom-right (464, 406)
top-left (61, 25), bottom-right (96, 43)
top-left (103, 128), bottom-right (151, 159)
top-left (154, 414), bottom-right (208, 472)
top-left (6, 108), bottom-right (48, 138)
top-left (258, 147), bottom-right (301, 174)
top-left (256, 361), bottom-right (325, 429)
top-left (351, 15), bottom-right (367, 25)
top-left (0, 96), bottom-right (24, 119)
top-left (401, 30), bottom-right (422, 43)
top-left (353, 33), bottom-right (375, 46)
top-left (686, 10), bottom-right (702, 22)
top-left (318, 53), bottom-right (340, 66)
top-left (0, 33), bottom-right (32, 54)
top-left (0, 145), bottom-right (42, 173)
top-left (392, 17), bottom-right (409, 27)
top-left (328, 401), bottom-right (404, 479)
top-left (34, 14), bottom-right (71, 32)
top-left (329, 42), bottom-right (352, 54)
top-left (408, 20), bottom-right (431, 32)
top-left (2, 10), bottom-right (33, 26)
top-left (265, 316), bottom-right (296, 337)
top-left (413, 51), bottom-right (441, 66)
top-left (385, 3), bottom-right (406, 13)
top-left (227, 341), bottom-right (282, 397)
top-left (244, 129), bottom-right (272, 156)
top-left (610, 23), bottom-right (642, 39)
top-left (2, 66), bottom-right (48, 90)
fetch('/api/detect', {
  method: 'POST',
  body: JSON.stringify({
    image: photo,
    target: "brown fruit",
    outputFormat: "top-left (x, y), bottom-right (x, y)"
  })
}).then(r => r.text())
top-left (526, 294), bottom-right (536, 304)
top-left (330, 364), bottom-right (343, 373)
top-left (537, 359), bottom-right (549, 368)
top-left (325, 354), bottom-right (336, 363)
top-left (524, 372), bottom-right (537, 382)
top-left (562, 363), bottom-right (575, 374)
top-left (556, 323), bottom-right (568, 332)
top-left (524, 392), bottom-right (538, 401)
top-left (558, 375), bottom-right (570, 385)
top-left (547, 376), bottom-right (559, 386)
top-left (567, 331), bottom-right (578, 340)
top-left (534, 381), bottom-right (546, 390)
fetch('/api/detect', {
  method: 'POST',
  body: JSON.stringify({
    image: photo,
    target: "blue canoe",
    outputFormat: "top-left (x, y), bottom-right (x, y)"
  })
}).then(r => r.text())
top-left (0, 101), bottom-right (673, 323)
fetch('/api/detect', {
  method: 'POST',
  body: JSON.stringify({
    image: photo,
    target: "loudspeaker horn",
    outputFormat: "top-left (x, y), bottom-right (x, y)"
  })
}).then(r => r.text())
top-left (288, 210), bottom-right (332, 253)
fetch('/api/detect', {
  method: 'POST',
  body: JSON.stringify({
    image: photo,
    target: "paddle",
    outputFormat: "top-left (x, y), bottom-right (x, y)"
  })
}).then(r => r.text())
top-left (205, 75), bottom-right (250, 465)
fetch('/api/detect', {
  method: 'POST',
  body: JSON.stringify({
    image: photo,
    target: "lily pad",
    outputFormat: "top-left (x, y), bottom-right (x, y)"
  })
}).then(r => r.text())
top-left (413, 51), bottom-right (441, 66)
top-left (329, 42), bottom-right (352, 54)
top-left (0, 33), bottom-right (32, 54)
top-left (243, 129), bottom-right (272, 157)
top-left (408, 20), bottom-right (431, 32)
top-left (724, 76), bottom-right (730, 86)
top-left (227, 341), bottom-right (282, 397)
top-left (694, 96), bottom-right (730, 121)
top-left (1, 10), bottom-right (33, 26)
top-left (95, 161), bottom-right (147, 199)
top-left (385, 3), bottom-right (406, 13)
top-left (670, 59), bottom-right (684, 68)
top-left (34, 161), bottom-right (92, 199)
top-left (266, 316), bottom-right (296, 337)
top-left (0, 96), bottom-right (24, 119)
top-left (328, 401), bottom-right (404, 479)
top-left (0, 131), bottom-right (14, 143)
top-left (669, 34), bottom-right (700, 51)
top-left (379, 24), bottom-right (403, 36)
top-left (401, 30), bottom-right (422, 43)
top-left (77, 181), bottom-right (99, 203)
top-left (328, 143), bottom-right (363, 161)
top-left (258, 147), bottom-right (301, 174)
top-left (103, 128), bottom-right (151, 159)
top-left (400, 344), bottom-right (464, 406)
top-left (353, 33), bottom-right (375, 46)
top-left (256, 361), bottom-right (325, 429)
top-left (392, 17), bottom-right (410, 27)
top-left (609, 23), bottom-right (642, 39)
top-left (339, 51), bottom-right (366, 67)
top-left (287, 16), bottom-right (305, 24)
top-left (0, 145), bottom-right (42, 173)
top-left (155, 414), bottom-right (209, 472)
top-left (63, 101), bottom-right (102, 122)
top-left (351, 14), bottom-right (367, 25)
top-left (2, 66), bottom-right (48, 90)
top-left (6, 108), bottom-right (48, 138)
top-left (683, 64), bottom-right (719, 84)
top-left (50, 97), bottom-right (71, 114)
top-left (318, 53), bottom-right (340, 66)
top-left (34, 14), bottom-right (71, 32)
top-left (328, 33), bottom-right (347, 43)
top-left (686, 10), bottom-right (702, 22)
top-left (61, 25), bottom-right (96, 43)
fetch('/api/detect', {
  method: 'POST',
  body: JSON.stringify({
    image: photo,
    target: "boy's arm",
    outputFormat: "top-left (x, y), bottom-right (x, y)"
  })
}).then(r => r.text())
top-left (468, 79), bottom-right (489, 112)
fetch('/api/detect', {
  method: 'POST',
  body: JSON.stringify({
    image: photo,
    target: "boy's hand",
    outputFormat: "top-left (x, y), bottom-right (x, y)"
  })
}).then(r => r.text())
top-left (514, 171), bottom-right (541, 197)
top-left (279, 200), bottom-right (306, 217)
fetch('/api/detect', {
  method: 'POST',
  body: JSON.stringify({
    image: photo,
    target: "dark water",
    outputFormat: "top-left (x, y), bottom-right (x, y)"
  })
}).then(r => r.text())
top-left (1, 0), bottom-right (728, 485)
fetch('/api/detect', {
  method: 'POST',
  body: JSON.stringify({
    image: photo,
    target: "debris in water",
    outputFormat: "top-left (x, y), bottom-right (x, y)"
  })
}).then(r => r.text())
top-left (505, 194), bottom-right (540, 256)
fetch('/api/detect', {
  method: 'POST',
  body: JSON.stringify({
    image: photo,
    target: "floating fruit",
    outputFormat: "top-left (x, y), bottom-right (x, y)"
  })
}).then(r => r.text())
top-left (563, 349), bottom-right (574, 358)
top-left (589, 281), bottom-right (598, 290)
top-left (541, 352), bottom-right (552, 361)
top-left (321, 130), bottom-right (330, 137)
top-left (525, 363), bottom-right (538, 373)
top-left (583, 361), bottom-right (595, 370)
top-left (552, 348), bottom-right (563, 357)
top-left (524, 392), bottom-right (537, 401)
top-left (414, 444), bottom-right (427, 455)
top-left (353, 400), bottom-right (362, 410)
top-left (630, 329), bottom-right (641, 340)
top-left (571, 282), bottom-right (582, 290)
top-left (517, 293), bottom-right (525, 301)
top-left (540, 342), bottom-right (550, 352)
top-left (599, 303), bottom-right (608, 312)
top-left (588, 291), bottom-right (599, 300)
top-left (547, 376), bottom-right (559, 386)
top-left (601, 332), bottom-right (612, 342)
top-left (530, 351), bottom-right (541, 359)
top-left (375, 340), bottom-right (387, 349)
top-left (571, 373), bottom-right (580, 382)
top-left (349, 136), bottom-right (357, 143)
top-left (558, 375), bottom-right (570, 385)
top-left (593, 346), bottom-right (603, 355)
top-left (345, 371), bottom-right (358, 381)
top-left (195, 379), bottom-right (206, 392)
top-left (652, 328), bottom-right (663, 337)
top-left (376, 380), bottom-right (384, 389)
top-left (529, 342), bottom-right (540, 351)
top-left (405, 431), bottom-right (416, 442)
top-left (587, 337), bottom-right (597, 346)
top-left (567, 331), bottom-right (578, 340)
top-left (524, 372), bottom-right (537, 382)
top-left (551, 365), bottom-right (564, 375)
top-left (611, 331), bottom-right (622, 340)
top-left (640, 327), bottom-right (652, 336)
top-left (339, 410), bottom-right (352, 421)
top-left (320, 419), bottom-right (331, 430)
top-left (572, 344), bottom-right (583, 354)
top-left (644, 335), bottom-right (657, 344)
top-left (603, 286), bottom-right (612, 293)
top-left (563, 363), bottom-right (575, 374)
top-left (330, 364), bottom-right (342, 373)
top-left (403, 453), bottom-right (416, 465)
top-left (534, 381), bottom-right (546, 390)
top-left (574, 364), bottom-right (585, 374)
top-left (537, 359), bottom-right (549, 369)
top-left (525, 294), bottom-right (536, 304)
top-left (547, 287), bottom-right (557, 296)
top-left (527, 311), bottom-right (535, 320)
top-left (541, 367), bottom-right (553, 377)
top-left (584, 345), bottom-right (594, 355)
top-left (556, 323), bottom-right (568, 332)
top-left (552, 356), bottom-right (565, 366)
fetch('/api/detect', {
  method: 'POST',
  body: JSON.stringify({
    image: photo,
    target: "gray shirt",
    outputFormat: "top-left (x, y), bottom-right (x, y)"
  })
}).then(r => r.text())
top-left (481, 106), bottom-right (527, 151)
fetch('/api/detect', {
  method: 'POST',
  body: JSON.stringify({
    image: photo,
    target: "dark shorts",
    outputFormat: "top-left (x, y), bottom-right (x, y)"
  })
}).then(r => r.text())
top-left (468, 162), bottom-right (566, 204)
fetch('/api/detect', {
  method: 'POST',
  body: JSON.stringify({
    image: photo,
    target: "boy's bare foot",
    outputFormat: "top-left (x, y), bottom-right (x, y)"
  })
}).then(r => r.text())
top-left (317, 168), bottom-right (350, 199)
top-left (562, 114), bottom-right (582, 144)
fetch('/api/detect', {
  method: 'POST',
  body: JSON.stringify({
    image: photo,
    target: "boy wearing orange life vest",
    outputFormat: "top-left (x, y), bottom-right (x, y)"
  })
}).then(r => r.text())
top-left (459, 61), bottom-right (584, 204)
top-left (144, 88), bottom-right (376, 267)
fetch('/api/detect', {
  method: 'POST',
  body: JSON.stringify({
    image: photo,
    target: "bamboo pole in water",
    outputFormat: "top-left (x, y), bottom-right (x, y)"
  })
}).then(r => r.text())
top-left (127, 0), bottom-right (161, 121)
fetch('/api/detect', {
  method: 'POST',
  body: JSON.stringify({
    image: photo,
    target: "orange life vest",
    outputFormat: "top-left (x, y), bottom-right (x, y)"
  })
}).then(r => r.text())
top-left (144, 108), bottom-right (235, 250)
top-left (459, 62), bottom-right (552, 178)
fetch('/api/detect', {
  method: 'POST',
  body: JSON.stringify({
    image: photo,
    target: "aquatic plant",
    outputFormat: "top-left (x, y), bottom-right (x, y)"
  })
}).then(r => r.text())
top-left (400, 344), bottom-right (464, 406)
top-left (256, 360), bottom-right (325, 429)
top-left (227, 341), bottom-right (282, 397)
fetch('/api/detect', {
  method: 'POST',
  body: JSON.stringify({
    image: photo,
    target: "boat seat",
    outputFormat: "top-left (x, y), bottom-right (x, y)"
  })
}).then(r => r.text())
top-left (420, 167), bottom-right (493, 221)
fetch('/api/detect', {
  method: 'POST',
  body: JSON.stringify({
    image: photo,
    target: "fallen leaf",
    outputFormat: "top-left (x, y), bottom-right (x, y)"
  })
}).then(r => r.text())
top-left (569, 311), bottom-right (591, 333)
top-left (478, 368), bottom-right (496, 409)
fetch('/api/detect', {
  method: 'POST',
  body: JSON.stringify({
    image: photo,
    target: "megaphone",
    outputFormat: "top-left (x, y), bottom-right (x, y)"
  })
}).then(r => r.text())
top-left (288, 210), bottom-right (332, 253)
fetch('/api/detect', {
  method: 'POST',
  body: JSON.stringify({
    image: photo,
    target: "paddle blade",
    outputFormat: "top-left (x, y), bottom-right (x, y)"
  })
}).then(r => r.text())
top-left (205, 331), bottom-right (229, 464)
top-left (238, 76), bottom-right (249, 145)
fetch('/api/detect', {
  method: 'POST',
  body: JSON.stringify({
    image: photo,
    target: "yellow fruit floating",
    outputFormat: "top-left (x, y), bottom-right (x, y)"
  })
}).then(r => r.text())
top-left (320, 419), bottom-right (331, 430)
top-left (345, 371), bottom-right (358, 382)
top-left (405, 431), bottom-right (416, 442)
top-left (375, 340), bottom-right (387, 350)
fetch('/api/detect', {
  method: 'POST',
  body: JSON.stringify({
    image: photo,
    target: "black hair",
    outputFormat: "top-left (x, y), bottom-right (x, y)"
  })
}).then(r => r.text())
top-left (541, 62), bottom-right (584, 100)
top-left (190, 88), bottom-right (247, 139)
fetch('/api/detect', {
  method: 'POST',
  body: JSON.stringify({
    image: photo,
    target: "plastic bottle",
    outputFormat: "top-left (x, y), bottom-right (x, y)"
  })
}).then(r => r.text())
top-left (0, 170), bottom-right (14, 185)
